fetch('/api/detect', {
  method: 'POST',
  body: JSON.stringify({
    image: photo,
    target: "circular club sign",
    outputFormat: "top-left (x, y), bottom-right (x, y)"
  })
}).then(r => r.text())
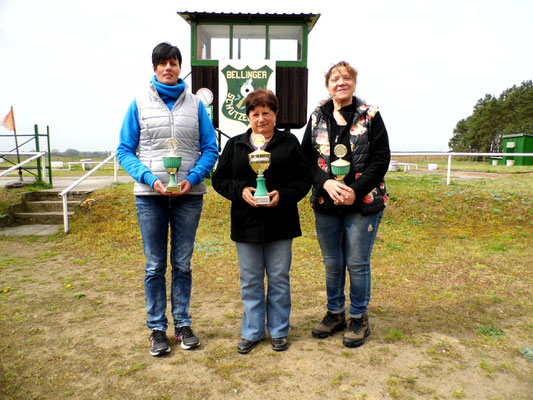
top-left (196, 88), bottom-right (214, 106)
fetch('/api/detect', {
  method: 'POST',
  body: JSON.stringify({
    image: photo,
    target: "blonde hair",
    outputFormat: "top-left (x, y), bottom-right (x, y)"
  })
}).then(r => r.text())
top-left (325, 61), bottom-right (358, 87)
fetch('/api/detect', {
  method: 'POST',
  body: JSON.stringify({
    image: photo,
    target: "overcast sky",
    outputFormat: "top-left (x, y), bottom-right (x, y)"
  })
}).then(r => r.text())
top-left (0, 0), bottom-right (531, 153)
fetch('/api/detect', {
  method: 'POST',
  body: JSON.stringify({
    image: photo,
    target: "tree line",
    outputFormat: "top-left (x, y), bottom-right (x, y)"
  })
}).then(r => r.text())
top-left (51, 149), bottom-right (112, 158)
top-left (448, 80), bottom-right (533, 152)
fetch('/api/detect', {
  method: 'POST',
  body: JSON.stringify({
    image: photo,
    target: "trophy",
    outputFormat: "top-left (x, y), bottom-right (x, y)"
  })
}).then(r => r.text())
top-left (162, 138), bottom-right (182, 193)
top-left (248, 134), bottom-right (271, 205)
top-left (330, 144), bottom-right (350, 183)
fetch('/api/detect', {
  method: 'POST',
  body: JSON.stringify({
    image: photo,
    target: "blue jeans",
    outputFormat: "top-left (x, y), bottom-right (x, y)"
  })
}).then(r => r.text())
top-left (314, 210), bottom-right (383, 318)
top-left (235, 240), bottom-right (293, 341)
top-left (136, 195), bottom-right (203, 331)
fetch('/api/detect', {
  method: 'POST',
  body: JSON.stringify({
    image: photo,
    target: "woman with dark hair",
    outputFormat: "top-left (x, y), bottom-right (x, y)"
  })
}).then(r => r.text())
top-left (117, 42), bottom-right (218, 356)
top-left (212, 89), bottom-right (310, 354)
top-left (302, 61), bottom-right (390, 348)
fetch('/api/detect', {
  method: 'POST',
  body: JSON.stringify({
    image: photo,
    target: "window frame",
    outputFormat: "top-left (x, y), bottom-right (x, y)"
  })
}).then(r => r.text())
top-left (190, 21), bottom-right (309, 67)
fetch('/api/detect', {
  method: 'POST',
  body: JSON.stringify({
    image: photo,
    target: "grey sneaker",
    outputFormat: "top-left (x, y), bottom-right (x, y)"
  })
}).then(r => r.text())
top-left (312, 311), bottom-right (346, 338)
top-left (149, 330), bottom-right (171, 356)
top-left (174, 326), bottom-right (200, 350)
top-left (343, 314), bottom-right (370, 348)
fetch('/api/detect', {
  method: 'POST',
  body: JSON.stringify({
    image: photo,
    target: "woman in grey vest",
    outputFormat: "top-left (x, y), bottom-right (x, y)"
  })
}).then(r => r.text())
top-left (117, 42), bottom-right (218, 356)
top-left (301, 61), bottom-right (390, 348)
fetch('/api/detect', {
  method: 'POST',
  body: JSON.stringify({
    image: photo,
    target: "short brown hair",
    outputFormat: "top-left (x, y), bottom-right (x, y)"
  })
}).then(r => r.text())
top-left (245, 89), bottom-right (279, 116)
top-left (325, 61), bottom-right (358, 87)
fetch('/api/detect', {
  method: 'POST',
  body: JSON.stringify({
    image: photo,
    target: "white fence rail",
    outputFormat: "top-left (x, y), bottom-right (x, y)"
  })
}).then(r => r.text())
top-left (59, 153), bottom-right (118, 233)
top-left (390, 152), bottom-right (533, 185)
top-left (0, 151), bottom-right (47, 178)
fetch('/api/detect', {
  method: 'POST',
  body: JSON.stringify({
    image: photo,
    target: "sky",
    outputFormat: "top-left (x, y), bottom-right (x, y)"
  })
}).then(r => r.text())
top-left (0, 0), bottom-right (532, 153)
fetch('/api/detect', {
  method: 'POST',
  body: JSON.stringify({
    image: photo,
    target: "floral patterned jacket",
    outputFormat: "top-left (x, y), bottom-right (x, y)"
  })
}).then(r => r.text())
top-left (301, 97), bottom-right (391, 215)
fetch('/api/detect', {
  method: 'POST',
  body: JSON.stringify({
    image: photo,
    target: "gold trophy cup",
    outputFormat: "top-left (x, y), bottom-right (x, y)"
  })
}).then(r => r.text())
top-left (330, 144), bottom-right (350, 183)
top-left (162, 138), bottom-right (182, 193)
top-left (248, 134), bottom-right (271, 205)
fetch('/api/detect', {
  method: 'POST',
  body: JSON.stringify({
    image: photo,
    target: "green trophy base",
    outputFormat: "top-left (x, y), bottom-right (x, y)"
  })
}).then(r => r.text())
top-left (254, 176), bottom-right (270, 205)
top-left (164, 171), bottom-right (181, 193)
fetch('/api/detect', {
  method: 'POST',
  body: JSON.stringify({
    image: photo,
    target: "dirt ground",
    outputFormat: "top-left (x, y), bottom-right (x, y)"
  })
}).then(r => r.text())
top-left (1, 239), bottom-right (531, 400)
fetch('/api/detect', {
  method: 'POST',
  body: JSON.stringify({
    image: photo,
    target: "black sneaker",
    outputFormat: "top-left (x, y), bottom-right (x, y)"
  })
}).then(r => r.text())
top-left (312, 311), bottom-right (346, 338)
top-left (343, 314), bottom-right (370, 348)
top-left (149, 330), bottom-right (171, 356)
top-left (237, 338), bottom-right (260, 354)
top-left (174, 326), bottom-right (200, 350)
top-left (271, 337), bottom-right (289, 352)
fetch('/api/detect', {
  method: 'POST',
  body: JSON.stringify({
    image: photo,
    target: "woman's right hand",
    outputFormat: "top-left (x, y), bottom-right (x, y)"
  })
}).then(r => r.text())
top-left (242, 186), bottom-right (258, 207)
top-left (153, 179), bottom-right (181, 196)
top-left (323, 179), bottom-right (355, 205)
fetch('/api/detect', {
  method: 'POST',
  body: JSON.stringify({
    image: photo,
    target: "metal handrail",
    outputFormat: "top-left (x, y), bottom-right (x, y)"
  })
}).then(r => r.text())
top-left (0, 152), bottom-right (47, 178)
top-left (59, 153), bottom-right (118, 233)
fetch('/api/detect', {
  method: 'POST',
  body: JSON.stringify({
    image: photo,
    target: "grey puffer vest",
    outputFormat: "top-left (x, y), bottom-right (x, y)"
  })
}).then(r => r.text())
top-left (134, 83), bottom-right (206, 196)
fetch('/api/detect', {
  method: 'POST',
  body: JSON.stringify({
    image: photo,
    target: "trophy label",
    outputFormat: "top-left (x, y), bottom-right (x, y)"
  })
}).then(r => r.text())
top-left (255, 195), bottom-right (270, 205)
top-left (165, 185), bottom-right (181, 193)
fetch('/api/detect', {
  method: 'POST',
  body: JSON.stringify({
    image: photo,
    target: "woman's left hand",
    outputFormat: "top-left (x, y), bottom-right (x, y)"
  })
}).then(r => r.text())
top-left (262, 190), bottom-right (279, 207)
top-left (176, 180), bottom-right (191, 195)
top-left (323, 179), bottom-right (356, 206)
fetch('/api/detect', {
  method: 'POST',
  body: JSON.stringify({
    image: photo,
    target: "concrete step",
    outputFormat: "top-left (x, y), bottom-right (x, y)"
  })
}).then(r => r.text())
top-left (26, 200), bottom-right (80, 213)
top-left (22, 190), bottom-right (90, 202)
top-left (11, 200), bottom-right (80, 213)
top-left (14, 211), bottom-right (74, 225)
top-left (0, 224), bottom-right (62, 236)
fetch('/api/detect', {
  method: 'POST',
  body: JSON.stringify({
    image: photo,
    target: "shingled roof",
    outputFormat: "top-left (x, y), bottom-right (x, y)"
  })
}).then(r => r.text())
top-left (177, 11), bottom-right (320, 32)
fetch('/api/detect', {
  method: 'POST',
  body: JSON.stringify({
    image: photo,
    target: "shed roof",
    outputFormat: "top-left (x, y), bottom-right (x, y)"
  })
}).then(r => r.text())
top-left (502, 133), bottom-right (533, 139)
top-left (178, 11), bottom-right (320, 32)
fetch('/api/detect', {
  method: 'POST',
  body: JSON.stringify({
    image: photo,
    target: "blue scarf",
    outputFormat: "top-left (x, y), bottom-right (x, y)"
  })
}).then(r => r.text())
top-left (151, 75), bottom-right (185, 111)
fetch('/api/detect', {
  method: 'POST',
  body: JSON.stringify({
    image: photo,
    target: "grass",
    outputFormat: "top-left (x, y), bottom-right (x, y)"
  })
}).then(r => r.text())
top-left (0, 180), bottom-right (52, 215)
top-left (0, 170), bottom-right (532, 399)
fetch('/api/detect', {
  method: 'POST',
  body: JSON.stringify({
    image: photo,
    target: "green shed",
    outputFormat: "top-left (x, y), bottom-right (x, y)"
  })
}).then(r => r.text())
top-left (177, 11), bottom-right (320, 133)
top-left (502, 133), bottom-right (533, 166)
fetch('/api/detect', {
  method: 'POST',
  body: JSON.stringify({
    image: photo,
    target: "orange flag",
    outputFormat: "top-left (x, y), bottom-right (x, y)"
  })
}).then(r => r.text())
top-left (1, 108), bottom-right (15, 131)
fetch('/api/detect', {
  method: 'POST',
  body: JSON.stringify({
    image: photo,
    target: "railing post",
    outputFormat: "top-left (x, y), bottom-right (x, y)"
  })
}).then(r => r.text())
top-left (114, 154), bottom-right (118, 182)
top-left (34, 125), bottom-right (42, 183)
top-left (41, 153), bottom-right (46, 180)
top-left (62, 194), bottom-right (69, 233)
top-left (47, 126), bottom-right (53, 185)
top-left (446, 155), bottom-right (452, 185)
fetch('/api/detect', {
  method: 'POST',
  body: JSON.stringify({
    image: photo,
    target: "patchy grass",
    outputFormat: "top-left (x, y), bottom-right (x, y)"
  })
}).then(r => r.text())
top-left (0, 172), bottom-right (532, 399)
top-left (0, 181), bottom-right (52, 215)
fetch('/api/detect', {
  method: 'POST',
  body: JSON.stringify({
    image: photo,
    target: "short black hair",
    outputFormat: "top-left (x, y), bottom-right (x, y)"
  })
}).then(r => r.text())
top-left (152, 42), bottom-right (182, 68)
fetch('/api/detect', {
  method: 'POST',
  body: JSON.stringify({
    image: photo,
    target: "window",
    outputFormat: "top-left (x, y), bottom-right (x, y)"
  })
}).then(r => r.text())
top-left (269, 25), bottom-right (302, 61)
top-left (195, 23), bottom-right (304, 62)
top-left (232, 25), bottom-right (266, 60)
top-left (197, 25), bottom-right (230, 60)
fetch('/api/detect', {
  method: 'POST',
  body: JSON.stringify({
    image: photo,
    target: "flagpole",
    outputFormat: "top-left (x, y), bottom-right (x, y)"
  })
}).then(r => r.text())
top-left (10, 106), bottom-right (23, 181)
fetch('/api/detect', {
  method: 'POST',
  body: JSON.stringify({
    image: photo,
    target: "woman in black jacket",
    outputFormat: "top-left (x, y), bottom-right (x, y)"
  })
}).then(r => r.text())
top-left (212, 89), bottom-right (310, 354)
top-left (301, 61), bottom-right (391, 348)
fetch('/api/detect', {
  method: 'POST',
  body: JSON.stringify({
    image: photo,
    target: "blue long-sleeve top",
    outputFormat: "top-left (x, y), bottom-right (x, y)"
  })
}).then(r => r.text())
top-left (116, 76), bottom-right (219, 189)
